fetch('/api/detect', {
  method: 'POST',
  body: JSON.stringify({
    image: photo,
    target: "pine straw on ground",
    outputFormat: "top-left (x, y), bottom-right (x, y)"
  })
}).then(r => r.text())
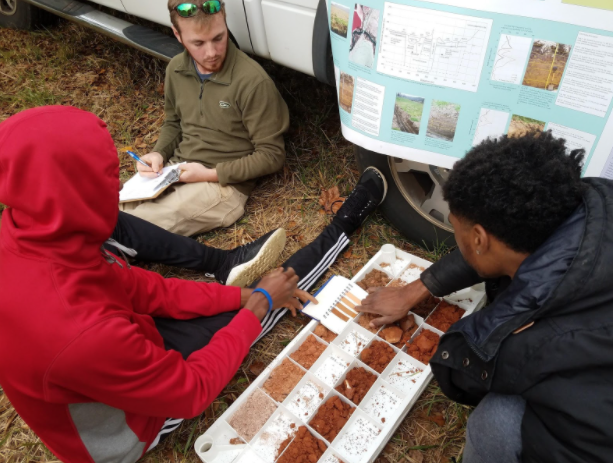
top-left (0, 22), bottom-right (467, 463)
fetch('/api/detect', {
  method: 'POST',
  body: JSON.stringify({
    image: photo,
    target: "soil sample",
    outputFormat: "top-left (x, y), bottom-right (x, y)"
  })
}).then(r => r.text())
top-left (356, 312), bottom-right (380, 333)
top-left (335, 367), bottom-right (377, 405)
top-left (290, 335), bottom-right (327, 369)
top-left (407, 330), bottom-right (440, 365)
top-left (263, 358), bottom-right (305, 402)
top-left (427, 300), bottom-right (465, 332)
top-left (383, 314), bottom-right (419, 348)
top-left (387, 279), bottom-right (408, 288)
top-left (411, 295), bottom-right (440, 318)
top-left (360, 340), bottom-right (396, 373)
top-left (228, 389), bottom-right (277, 442)
top-left (276, 425), bottom-right (327, 463)
top-left (356, 269), bottom-right (390, 290)
top-left (314, 324), bottom-right (337, 343)
top-left (309, 395), bottom-right (355, 442)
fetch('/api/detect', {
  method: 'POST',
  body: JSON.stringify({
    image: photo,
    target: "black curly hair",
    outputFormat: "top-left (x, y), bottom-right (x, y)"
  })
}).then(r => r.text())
top-left (443, 131), bottom-right (585, 254)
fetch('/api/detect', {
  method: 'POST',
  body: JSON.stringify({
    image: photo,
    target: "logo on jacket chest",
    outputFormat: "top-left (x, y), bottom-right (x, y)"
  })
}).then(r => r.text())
top-left (219, 101), bottom-right (231, 109)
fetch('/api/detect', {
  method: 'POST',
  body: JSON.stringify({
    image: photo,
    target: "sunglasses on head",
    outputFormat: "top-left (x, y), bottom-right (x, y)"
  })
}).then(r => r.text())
top-left (175, 1), bottom-right (222, 17)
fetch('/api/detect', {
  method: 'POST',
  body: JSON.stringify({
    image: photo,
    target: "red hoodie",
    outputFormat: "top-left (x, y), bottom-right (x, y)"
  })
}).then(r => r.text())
top-left (0, 107), bottom-right (263, 462)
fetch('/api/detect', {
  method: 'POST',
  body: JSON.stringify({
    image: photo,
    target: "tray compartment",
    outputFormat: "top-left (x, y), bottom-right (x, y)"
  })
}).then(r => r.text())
top-left (360, 378), bottom-right (407, 428)
top-left (381, 350), bottom-right (429, 396)
top-left (312, 344), bottom-right (353, 387)
top-left (331, 409), bottom-right (384, 463)
top-left (333, 323), bottom-right (375, 357)
top-left (250, 408), bottom-right (301, 463)
top-left (284, 372), bottom-right (330, 420)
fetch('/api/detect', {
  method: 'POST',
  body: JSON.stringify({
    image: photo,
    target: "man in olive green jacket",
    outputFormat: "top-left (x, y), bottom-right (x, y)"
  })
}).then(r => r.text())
top-left (121, 0), bottom-right (290, 236)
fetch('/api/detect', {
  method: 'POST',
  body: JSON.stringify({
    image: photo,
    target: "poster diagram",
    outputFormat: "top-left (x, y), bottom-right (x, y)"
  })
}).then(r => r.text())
top-left (473, 108), bottom-right (510, 146)
top-left (491, 34), bottom-right (532, 85)
top-left (377, 3), bottom-right (493, 92)
top-left (522, 40), bottom-right (571, 91)
top-left (393, 93), bottom-right (424, 134)
top-left (427, 100), bottom-right (461, 141)
top-left (349, 5), bottom-right (380, 68)
top-left (330, 2), bottom-right (350, 38)
top-left (508, 114), bottom-right (546, 137)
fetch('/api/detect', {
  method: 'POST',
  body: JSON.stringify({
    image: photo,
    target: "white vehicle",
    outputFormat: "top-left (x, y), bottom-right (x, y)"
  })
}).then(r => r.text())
top-left (0, 0), bottom-right (454, 247)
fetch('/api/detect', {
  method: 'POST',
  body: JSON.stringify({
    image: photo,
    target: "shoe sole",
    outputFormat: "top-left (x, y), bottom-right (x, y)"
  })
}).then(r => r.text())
top-left (364, 166), bottom-right (388, 204)
top-left (225, 228), bottom-right (287, 287)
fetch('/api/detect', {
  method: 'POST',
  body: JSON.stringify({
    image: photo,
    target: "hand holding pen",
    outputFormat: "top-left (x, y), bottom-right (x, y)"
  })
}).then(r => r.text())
top-left (128, 150), bottom-right (164, 178)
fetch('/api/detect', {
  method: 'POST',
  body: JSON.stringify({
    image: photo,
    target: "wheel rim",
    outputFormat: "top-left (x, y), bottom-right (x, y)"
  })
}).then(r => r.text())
top-left (0, 0), bottom-right (17, 15)
top-left (388, 157), bottom-right (454, 233)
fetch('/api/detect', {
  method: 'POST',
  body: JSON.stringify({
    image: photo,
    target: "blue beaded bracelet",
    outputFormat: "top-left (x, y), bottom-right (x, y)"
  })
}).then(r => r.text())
top-left (252, 288), bottom-right (273, 313)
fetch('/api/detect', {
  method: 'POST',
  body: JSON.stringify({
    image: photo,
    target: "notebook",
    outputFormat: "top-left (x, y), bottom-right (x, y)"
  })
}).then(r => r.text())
top-left (119, 163), bottom-right (185, 203)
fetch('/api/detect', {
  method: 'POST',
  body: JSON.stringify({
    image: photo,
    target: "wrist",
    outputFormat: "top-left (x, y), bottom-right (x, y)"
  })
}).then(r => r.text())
top-left (240, 288), bottom-right (254, 307)
top-left (245, 292), bottom-right (269, 321)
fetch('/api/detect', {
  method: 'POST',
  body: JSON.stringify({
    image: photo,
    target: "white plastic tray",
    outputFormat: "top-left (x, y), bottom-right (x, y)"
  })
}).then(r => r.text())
top-left (195, 246), bottom-right (486, 463)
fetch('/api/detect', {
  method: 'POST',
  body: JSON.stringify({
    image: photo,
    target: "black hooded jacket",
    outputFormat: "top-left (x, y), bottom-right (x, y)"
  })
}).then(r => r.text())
top-left (422, 178), bottom-right (613, 462)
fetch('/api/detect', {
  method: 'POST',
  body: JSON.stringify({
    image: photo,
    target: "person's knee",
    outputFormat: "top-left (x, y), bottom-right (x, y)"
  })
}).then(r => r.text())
top-left (464, 393), bottom-right (525, 463)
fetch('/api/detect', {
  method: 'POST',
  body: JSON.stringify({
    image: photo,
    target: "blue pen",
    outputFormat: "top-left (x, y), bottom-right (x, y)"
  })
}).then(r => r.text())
top-left (126, 150), bottom-right (151, 168)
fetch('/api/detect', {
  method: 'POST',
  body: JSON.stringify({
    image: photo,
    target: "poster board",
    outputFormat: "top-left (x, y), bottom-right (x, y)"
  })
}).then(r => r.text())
top-left (327, 0), bottom-right (613, 179)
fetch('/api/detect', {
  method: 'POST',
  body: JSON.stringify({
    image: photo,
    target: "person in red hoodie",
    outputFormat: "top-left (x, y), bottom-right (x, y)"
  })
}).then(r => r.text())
top-left (0, 106), bottom-right (315, 462)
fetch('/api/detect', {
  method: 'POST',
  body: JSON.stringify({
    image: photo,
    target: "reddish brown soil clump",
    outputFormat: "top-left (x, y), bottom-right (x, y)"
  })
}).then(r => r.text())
top-left (427, 300), bottom-right (465, 332)
top-left (276, 426), bottom-right (327, 463)
top-left (291, 335), bottom-right (327, 369)
top-left (262, 358), bottom-right (305, 402)
top-left (229, 437), bottom-right (243, 445)
top-left (309, 395), bottom-right (355, 442)
top-left (314, 324), bottom-right (337, 343)
top-left (357, 269), bottom-right (390, 290)
top-left (380, 326), bottom-right (403, 343)
top-left (411, 295), bottom-right (440, 318)
top-left (357, 312), bottom-right (380, 333)
top-left (335, 367), bottom-right (377, 405)
top-left (360, 340), bottom-right (396, 373)
top-left (407, 330), bottom-right (440, 365)
top-left (386, 314), bottom-right (419, 348)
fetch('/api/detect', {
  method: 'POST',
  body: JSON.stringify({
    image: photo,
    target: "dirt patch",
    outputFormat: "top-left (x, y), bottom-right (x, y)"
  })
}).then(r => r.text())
top-left (309, 395), bottom-right (355, 442)
top-left (411, 295), bottom-right (440, 318)
top-left (336, 367), bottom-right (377, 405)
top-left (291, 335), bottom-right (327, 369)
top-left (276, 426), bottom-right (327, 463)
top-left (228, 389), bottom-right (277, 442)
top-left (380, 326), bottom-right (402, 343)
top-left (360, 340), bottom-right (395, 373)
top-left (357, 313), bottom-right (380, 333)
top-left (427, 301), bottom-right (465, 332)
top-left (357, 269), bottom-right (390, 290)
top-left (388, 279), bottom-right (408, 287)
top-left (263, 358), bottom-right (305, 402)
top-left (407, 330), bottom-right (440, 365)
top-left (314, 324), bottom-right (338, 343)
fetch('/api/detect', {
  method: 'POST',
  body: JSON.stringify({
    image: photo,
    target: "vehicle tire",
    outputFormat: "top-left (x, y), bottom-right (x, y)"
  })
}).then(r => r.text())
top-left (355, 145), bottom-right (456, 249)
top-left (0, 0), bottom-right (56, 30)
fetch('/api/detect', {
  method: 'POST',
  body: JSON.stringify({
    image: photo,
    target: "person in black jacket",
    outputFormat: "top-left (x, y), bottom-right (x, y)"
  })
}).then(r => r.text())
top-left (357, 131), bottom-right (613, 463)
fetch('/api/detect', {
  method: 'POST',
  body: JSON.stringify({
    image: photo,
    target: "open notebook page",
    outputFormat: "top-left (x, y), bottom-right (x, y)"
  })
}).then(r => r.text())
top-left (119, 163), bottom-right (185, 202)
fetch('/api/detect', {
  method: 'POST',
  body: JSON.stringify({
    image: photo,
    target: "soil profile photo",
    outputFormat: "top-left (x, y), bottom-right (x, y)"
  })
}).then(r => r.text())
top-left (426, 100), bottom-right (461, 142)
top-left (522, 40), bottom-right (571, 91)
top-left (508, 114), bottom-right (545, 138)
top-left (330, 2), bottom-right (350, 38)
top-left (392, 93), bottom-right (424, 134)
top-left (349, 4), bottom-right (379, 68)
top-left (339, 72), bottom-right (355, 113)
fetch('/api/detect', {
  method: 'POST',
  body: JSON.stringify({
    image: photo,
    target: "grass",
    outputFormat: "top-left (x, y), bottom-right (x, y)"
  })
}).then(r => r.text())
top-left (0, 20), bottom-right (465, 463)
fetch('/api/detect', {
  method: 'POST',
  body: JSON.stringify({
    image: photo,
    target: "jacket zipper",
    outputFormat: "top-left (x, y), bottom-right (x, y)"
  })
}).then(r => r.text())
top-left (199, 80), bottom-right (205, 116)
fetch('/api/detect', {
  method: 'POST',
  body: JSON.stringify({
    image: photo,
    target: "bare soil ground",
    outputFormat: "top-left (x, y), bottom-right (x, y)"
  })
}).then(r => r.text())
top-left (0, 21), bottom-right (467, 463)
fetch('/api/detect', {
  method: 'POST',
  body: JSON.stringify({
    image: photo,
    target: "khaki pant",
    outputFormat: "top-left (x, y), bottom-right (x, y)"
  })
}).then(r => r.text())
top-left (120, 182), bottom-right (248, 237)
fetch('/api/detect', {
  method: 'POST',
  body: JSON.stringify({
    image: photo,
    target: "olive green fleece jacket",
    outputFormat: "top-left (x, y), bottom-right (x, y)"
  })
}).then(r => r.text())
top-left (153, 41), bottom-right (290, 195)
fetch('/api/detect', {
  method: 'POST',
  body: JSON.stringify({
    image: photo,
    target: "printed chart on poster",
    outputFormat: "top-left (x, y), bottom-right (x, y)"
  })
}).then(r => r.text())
top-left (328, 0), bottom-right (613, 179)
